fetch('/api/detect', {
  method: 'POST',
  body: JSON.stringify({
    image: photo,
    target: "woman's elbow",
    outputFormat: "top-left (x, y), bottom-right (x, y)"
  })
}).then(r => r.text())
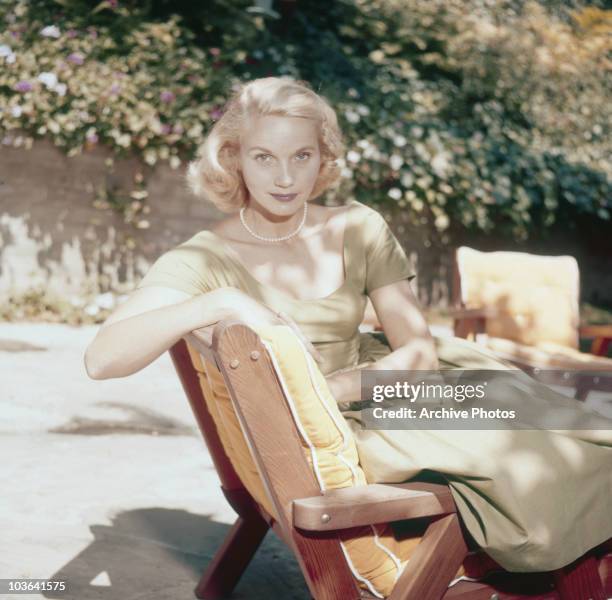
top-left (84, 348), bottom-right (108, 380)
top-left (425, 336), bottom-right (439, 369)
top-left (407, 337), bottom-right (439, 370)
top-left (416, 349), bottom-right (439, 370)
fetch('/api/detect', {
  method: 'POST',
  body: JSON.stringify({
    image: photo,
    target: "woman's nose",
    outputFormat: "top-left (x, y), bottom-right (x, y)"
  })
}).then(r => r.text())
top-left (274, 163), bottom-right (295, 187)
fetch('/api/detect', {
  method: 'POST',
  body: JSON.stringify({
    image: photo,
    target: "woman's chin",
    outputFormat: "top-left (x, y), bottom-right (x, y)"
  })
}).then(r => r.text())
top-left (253, 197), bottom-right (306, 217)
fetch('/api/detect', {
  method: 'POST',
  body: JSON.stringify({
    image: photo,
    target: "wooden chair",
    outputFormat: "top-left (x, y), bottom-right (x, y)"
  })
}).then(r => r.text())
top-left (168, 320), bottom-right (612, 599)
top-left (451, 246), bottom-right (612, 401)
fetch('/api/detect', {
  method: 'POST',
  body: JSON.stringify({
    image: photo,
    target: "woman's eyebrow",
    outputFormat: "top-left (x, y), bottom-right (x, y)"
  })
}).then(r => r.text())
top-left (248, 145), bottom-right (316, 153)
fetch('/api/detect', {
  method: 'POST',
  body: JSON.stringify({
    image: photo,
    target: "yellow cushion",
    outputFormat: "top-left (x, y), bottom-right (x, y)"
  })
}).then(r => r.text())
top-left (186, 325), bottom-right (446, 598)
top-left (457, 247), bottom-right (580, 349)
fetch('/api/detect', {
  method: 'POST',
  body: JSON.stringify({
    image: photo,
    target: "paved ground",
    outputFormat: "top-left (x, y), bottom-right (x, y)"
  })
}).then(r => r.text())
top-left (1, 322), bottom-right (610, 600)
top-left (0, 322), bottom-right (309, 600)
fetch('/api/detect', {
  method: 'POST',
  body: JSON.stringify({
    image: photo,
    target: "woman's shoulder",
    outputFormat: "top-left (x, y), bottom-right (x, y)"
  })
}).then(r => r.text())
top-left (174, 228), bottom-right (219, 249)
top-left (343, 200), bottom-right (388, 239)
top-left (157, 227), bottom-right (228, 266)
top-left (319, 199), bottom-right (382, 226)
top-left (137, 228), bottom-right (229, 295)
top-left (342, 199), bottom-right (385, 222)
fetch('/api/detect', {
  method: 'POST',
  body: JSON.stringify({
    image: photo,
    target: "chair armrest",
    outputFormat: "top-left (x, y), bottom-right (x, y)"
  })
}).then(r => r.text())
top-left (292, 482), bottom-right (456, 532)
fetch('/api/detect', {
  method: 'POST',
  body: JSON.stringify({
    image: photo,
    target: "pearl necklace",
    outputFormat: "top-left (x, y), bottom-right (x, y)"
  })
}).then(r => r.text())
top-left (239, 202), bottom-right (308, 243)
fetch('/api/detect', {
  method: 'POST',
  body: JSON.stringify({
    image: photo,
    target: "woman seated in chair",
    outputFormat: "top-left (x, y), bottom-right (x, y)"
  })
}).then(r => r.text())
top-left (84, 76), bottom-right (612, 575)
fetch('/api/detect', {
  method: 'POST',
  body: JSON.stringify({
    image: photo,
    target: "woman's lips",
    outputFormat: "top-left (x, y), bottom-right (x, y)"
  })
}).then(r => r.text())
top-left (270, 193), bottom-right (298, 201)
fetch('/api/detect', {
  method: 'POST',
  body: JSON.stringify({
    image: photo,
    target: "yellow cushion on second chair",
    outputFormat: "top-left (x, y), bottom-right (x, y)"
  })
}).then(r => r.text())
top-left (456, 247), bottom-right (580, 349)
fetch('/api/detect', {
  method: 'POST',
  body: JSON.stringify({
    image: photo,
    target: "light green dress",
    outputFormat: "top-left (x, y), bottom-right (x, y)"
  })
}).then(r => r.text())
top-left (137, 200), bottom-right (612, 572)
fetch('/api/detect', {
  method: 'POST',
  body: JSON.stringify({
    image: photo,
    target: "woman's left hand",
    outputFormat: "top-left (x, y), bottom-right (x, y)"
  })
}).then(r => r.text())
top-left (325, 368), bottom-right (363, 406)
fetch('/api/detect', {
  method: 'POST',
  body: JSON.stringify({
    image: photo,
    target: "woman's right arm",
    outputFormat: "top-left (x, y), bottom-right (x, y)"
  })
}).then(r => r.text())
top-left (83, 286), bottom-right (236, 380)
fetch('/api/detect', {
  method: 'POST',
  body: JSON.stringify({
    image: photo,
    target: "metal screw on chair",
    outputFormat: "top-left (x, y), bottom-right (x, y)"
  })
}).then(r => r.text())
top-left (229, 359), bottom-right (240, 369)
top-left (321, 513), bottom-right (331, 524)
top-left (250, 351), bottom-right (260, 361)
top-left (489, 594), bottom-right (500, 600)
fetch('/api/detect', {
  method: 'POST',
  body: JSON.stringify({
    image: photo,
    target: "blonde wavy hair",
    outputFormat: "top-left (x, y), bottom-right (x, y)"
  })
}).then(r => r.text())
top-left (186, 77), bottom-right (346, 213)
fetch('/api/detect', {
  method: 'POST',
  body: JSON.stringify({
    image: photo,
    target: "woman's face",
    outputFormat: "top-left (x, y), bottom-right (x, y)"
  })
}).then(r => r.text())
top-left (238, 115), bottom-right (322, 218)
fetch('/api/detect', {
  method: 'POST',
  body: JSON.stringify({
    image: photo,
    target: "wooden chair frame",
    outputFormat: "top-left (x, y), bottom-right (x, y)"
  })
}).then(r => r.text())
top-left (450, 248), bottom-right (612, 402)
top-left (168, 320), bottom-right (612, 600)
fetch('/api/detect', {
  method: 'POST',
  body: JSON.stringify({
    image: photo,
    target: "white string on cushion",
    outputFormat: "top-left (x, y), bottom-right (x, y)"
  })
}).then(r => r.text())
top-left (262, 332), bottom-right (389, 598)
top-left (260, 338), bottom-right (328, 492)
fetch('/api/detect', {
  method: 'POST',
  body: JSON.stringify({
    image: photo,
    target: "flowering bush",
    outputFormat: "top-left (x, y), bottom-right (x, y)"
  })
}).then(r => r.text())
top-left (0, 0), bottom-right (609, 243)
top-left (0, 0), bottom-right (245, 222)
top-left (290, 0), bottom-right (611, 244)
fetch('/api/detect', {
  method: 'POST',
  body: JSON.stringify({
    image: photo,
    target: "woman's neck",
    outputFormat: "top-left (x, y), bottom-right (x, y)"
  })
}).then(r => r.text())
top-left (241, 202), bottom-right (308, 240)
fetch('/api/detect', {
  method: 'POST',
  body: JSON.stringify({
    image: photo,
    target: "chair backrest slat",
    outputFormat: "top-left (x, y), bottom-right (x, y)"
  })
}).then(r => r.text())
top-left (213, 322), bottom-right (362, 600)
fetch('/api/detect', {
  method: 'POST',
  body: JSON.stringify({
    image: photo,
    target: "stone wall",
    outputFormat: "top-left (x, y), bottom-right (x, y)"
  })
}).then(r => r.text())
top-left (1, 137), bottom-right (610, 310)
top-left (0, 137), bottom-right (223, 304)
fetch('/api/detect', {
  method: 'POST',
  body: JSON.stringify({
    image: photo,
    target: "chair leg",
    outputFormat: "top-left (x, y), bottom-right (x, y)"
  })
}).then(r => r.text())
top-left (195, 514), bottom-right (269, 599)
top-left (389, 514), bottom-right (468, 600)
top-left (553, 553), bottom-right (605, 600)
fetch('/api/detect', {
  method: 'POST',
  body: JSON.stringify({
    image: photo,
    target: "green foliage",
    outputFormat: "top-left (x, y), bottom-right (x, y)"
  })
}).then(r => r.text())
top-left (0, 0), bottom-right (609, 241)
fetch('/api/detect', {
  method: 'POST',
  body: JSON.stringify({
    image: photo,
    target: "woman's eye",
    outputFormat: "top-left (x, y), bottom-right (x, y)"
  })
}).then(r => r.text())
top-left (254, 152), bottom-right (311, 163)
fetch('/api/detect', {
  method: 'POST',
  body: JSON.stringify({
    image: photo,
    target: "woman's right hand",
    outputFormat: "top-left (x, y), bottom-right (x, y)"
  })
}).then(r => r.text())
top-left (218, 287), bottom-right (324, 365)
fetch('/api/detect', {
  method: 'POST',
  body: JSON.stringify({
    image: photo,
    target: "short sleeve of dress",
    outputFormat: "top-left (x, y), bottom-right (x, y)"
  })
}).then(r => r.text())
top-left (363, 208), bottom-right (416, 294)
top-left (135, 237), bottom-right (213, 296)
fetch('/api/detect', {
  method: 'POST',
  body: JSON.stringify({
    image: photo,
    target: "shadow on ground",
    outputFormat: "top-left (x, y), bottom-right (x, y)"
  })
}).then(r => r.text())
top-left (49, 402), bottom-right (196, 436)
top-left (0, 338), bottom-right (47, 352)
top-left (42, 508), bottom-right (310, 600)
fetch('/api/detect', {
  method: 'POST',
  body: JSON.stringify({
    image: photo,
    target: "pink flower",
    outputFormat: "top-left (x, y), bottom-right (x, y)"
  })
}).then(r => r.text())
top-left (67, 53), bottom-right (84, 65)
top-left (14, 80), bottom-right (33, 92)
top-left (161, 124), bottom-right (172, 134)
top-left (109, 0), bottom-right (118, 7)
top-left (160, 90), bottom-right (175, 103)
top-left (87, 27), bottom-right (98, 39)
top-left (86, 132), bottom-right (99, 143)
top-left (110, 83), bottom-right (121, 94)
top-left (209, 47), bottom-right (221, 56)
top-left (172, 124), bottom-right (184, 134)
top-left (66, 29), bottom-right (78, 38)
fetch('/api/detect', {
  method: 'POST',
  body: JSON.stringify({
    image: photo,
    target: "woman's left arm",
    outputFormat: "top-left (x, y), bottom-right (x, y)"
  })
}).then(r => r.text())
top-left (326, 279), bottom-right (439, 405)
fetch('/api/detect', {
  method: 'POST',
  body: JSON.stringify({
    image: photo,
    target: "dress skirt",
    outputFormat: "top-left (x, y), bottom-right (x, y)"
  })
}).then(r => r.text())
top-left (340, 334), bottom-right (612, 572)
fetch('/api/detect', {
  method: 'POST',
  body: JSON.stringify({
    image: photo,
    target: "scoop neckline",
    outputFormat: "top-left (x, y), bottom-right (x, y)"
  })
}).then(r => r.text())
top-left (203, 205), bottom-right (353, 303)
